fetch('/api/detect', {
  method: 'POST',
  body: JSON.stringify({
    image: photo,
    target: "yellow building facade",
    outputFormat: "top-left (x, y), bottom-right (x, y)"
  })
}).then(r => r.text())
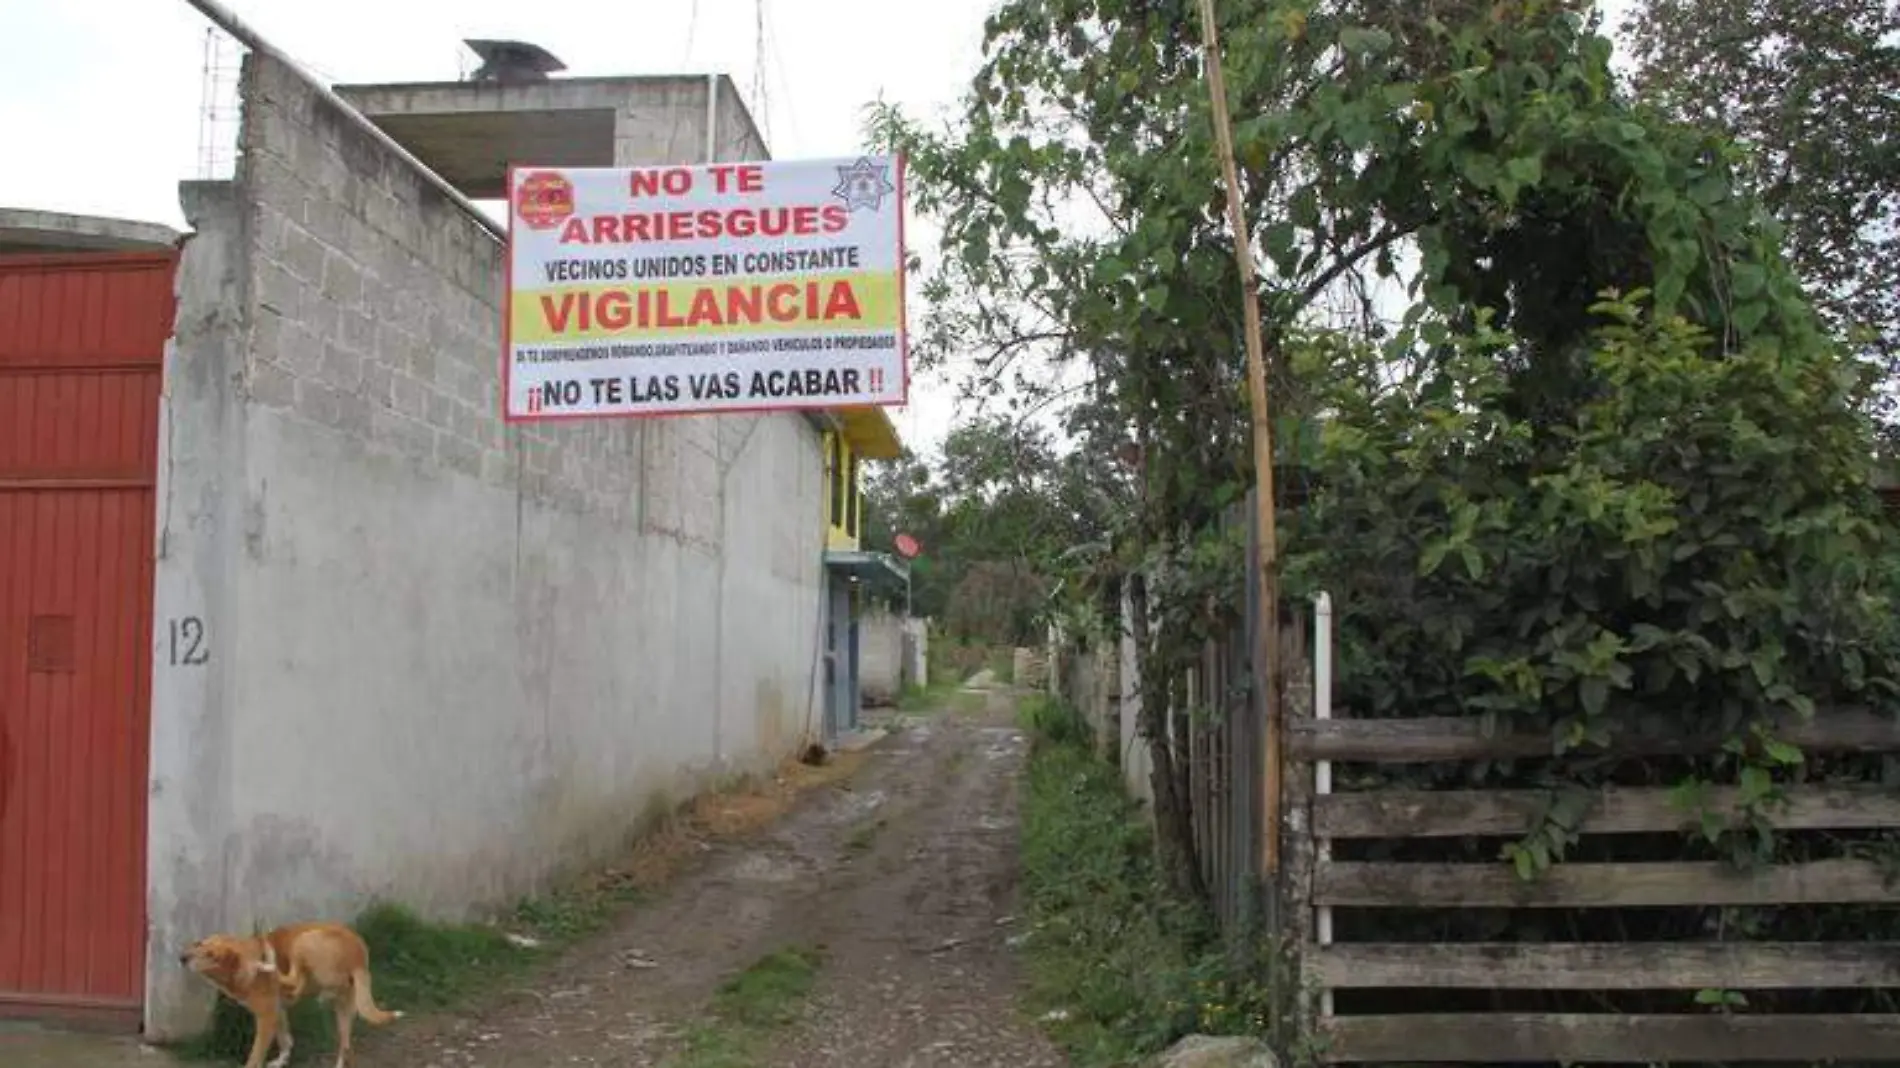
top-left (818, 405), bottom-right (909, 740)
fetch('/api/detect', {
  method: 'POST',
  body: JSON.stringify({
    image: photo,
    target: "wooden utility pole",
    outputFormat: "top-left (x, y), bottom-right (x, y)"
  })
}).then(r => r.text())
top-left (1195, 0), bottom-right (1285, 876)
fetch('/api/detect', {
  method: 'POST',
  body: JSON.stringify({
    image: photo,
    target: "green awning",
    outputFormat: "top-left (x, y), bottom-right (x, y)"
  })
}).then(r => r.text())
top-left (823, 549), bottom-right (910, 594)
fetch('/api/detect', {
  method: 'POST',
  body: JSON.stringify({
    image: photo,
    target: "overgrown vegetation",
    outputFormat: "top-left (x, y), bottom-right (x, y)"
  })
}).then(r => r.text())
top-left (1017, 696), bottom-right (1278, 1066)
top-left (668, 945), bottom-right (826, 1068)
top-left (1287, 288), bottom-right (1900, 847)
top-left (895, 678), bottom-right (956, 712)
top-left (1624, 0), bottom-right (1900, 437)
top-left (865, 417), bottom-right (1120, 648)
top-left (876, 0), bottom-right (1900, 1052)
top-left (929, 635), bottom-right (1016, 687)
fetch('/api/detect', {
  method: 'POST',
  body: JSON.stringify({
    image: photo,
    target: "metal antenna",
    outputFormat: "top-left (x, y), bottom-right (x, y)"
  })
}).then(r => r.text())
top-left (196, 26), bottom-right (242, 180)
top-left (752, 0), bottom-right (771, 145)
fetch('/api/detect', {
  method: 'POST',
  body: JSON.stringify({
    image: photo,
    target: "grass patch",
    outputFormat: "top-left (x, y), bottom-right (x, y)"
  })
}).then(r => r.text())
top-left (1018, 717), bottom-right (1276, 1066)
top-left (895, 679), bottom-right (955, 712)
top-left (950, 689), bottom-right (989, 717)
top-left (987, 647), bottom-right (1017, 684)
top-left (669, 945), bottom-right (826, 1068)
top-left (168, 751), bottom-right (871, 1064)
top-left (167, 902), bottom-right (546, 1062)
top-left (1017, 693), bottom-right (1093, 749)
top-left (843, 817), bottom-right (886, 854)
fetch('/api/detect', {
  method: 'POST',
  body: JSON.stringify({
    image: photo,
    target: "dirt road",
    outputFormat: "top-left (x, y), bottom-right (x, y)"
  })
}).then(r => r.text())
top-left (357, 689), bottom-right (1066, 1068)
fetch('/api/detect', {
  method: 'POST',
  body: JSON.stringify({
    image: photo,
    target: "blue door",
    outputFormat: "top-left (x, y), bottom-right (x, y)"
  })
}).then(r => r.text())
top-left (823, 573), bottom-right (851, 741)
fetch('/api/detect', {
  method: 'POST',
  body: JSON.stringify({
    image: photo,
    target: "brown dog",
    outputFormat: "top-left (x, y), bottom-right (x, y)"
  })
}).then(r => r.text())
top-left (180, 923), bottom-right (403, 1068)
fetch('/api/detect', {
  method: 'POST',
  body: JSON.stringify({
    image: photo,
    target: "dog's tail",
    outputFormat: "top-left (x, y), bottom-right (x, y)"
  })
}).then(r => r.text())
top-left (351, 967), bottom-right (403, 1025)
top-left (274, 949), bottom-right (303, 1000)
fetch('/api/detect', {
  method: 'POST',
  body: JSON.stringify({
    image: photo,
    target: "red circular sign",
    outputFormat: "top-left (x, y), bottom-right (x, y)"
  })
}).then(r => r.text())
top-left (893, 533), bottom-right (921, 559)
top-left (514, 171), bottom-right (575, 231)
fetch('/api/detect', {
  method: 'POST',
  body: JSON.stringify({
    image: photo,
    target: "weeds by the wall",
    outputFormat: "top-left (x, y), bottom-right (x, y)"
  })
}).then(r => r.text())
top-left (1017, 693), bottom-right (1092, 749)
top-left (169, 750), bottom-right (868, 1063)
top-left (1017, 700), bottom-right (1278, 1066)
top-left (168, 901), bottom-right (560, 1062)
top-left (895, 679), bottom-right (955, 712)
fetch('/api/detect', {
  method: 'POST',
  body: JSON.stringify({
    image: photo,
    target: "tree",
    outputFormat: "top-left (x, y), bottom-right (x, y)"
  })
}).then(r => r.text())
top-left (860, 414), bottom-right (1122, 645)
top-left (860, 451), bottom-right (953, 617)
top-left (879, 0), bottom-right (1855, 908)
top-left (1624, 0), bottom-right (1900, 434)
top-left (945, 560), bottom-right (1051, 646)
top-left (880, 0), bottom-right (1900, 925)
top-left (1287, 294), bottom-right (1900, 816)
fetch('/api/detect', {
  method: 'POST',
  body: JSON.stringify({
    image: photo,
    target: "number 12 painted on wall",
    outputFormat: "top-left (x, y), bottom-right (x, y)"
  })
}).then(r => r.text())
top-left (168, 616), bottom-right (209, 666)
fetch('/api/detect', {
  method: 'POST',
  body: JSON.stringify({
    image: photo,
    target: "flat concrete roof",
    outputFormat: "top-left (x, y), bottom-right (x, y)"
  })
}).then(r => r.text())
top-left (836, 406), bottom-right (904, 460)
top-left (334, 75), bottom-right (754, 200)
top-left (0, 208), bottom-right (180, 254)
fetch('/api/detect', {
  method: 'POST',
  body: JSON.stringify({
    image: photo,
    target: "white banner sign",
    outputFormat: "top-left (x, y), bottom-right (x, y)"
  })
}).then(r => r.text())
top-left (503, 156), bottom-right (908, 421)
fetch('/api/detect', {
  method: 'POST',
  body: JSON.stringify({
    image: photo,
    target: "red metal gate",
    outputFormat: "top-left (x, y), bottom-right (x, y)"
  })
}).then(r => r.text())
top-left (0, 251), bottom-right (173, 1029)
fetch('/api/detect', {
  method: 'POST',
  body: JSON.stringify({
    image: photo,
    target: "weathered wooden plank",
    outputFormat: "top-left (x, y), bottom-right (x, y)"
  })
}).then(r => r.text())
top-left (1309, 941), bottom-right (1900, 989)
top-left (1312, 784), bottom-right (1900, 839)
top-left (1314, 858), bottom-right (1900, 908)
top-left (1321, 1013), bottom-right (1900, 1063)
top-left (1290, 708), bottom-right (1900, 763)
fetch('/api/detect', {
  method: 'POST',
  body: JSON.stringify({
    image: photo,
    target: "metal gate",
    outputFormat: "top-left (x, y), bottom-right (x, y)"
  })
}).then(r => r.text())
top-left (0, 251), bottom-right (173, 1028)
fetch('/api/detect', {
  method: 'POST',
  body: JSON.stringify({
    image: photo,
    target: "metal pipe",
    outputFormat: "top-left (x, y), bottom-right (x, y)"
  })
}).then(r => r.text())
top-left (179, 0), bottom-right (507, 243)
top-left (704, 73), bottom-right (720, 164)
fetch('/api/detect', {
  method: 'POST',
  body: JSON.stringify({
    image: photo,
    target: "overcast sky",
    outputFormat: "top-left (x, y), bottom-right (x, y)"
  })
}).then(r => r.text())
top-left (1, 0), bottom-right (1635, 456)
top-left (1, 0), bottom-right (997, 452)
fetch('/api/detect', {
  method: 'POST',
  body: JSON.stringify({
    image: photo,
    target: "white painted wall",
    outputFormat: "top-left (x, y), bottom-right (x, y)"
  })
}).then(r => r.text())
top-left (859, 606), bottom-right (904, 704)
top-left (1120, 581), bottom-right (1153, 805)
top-left (144, 54), bottom-right (826, 1038)
top-left (901, 617), bottom-right (929, 693)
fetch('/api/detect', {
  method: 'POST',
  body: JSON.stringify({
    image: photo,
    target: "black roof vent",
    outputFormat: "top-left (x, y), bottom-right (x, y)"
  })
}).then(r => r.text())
top-left (464, 39), bottom-right (566, 85)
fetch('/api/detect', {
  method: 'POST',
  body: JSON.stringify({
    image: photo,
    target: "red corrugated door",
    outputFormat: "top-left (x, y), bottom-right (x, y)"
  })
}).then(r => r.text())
top-left (0, 251), bottom-right (172, 1029)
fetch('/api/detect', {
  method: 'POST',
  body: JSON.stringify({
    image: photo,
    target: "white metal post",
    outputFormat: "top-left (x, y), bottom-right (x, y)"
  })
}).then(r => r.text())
top-left (704, 73), bottom-right (720, 164)
top-left (1314, 591), bottom-right (1335, 1019)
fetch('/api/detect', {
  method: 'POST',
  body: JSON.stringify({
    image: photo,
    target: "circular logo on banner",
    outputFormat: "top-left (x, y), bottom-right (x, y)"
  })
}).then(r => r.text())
top-left (894, 533), bottom-right (922, 559)
top-left (515, 171), bottom-right (575, 231)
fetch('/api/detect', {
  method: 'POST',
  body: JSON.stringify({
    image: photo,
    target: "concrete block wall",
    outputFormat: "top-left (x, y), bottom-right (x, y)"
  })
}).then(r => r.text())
top-left (144, 53), bottom-right (825, 1037)
top-left (1049, 637), bottom-right (1122, 762)
top-left (900, 617), bottom-right (928, 692)
top-left (858, 606), bottom-right (904, 705)
top-left (1120, 583), bottom-right (1154, 805)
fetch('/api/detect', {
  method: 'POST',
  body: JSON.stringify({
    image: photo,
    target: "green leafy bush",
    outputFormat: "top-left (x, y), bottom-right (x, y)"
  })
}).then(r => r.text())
top-left (1285, 291), bottom-right (1900, 863)
top-left (1018, 694), bottom-right (1092, 749)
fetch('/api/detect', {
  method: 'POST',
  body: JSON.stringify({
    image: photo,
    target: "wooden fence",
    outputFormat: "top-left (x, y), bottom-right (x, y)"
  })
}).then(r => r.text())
top-left (1046, 495), bottom-right (1282, 935)
top-left (1285, 599), bottom-right (1900, 1064)
top-left (1047, 494), bottom-right (1900, 1062)
top-left (1179, 582), bottom-right (1288, 938)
